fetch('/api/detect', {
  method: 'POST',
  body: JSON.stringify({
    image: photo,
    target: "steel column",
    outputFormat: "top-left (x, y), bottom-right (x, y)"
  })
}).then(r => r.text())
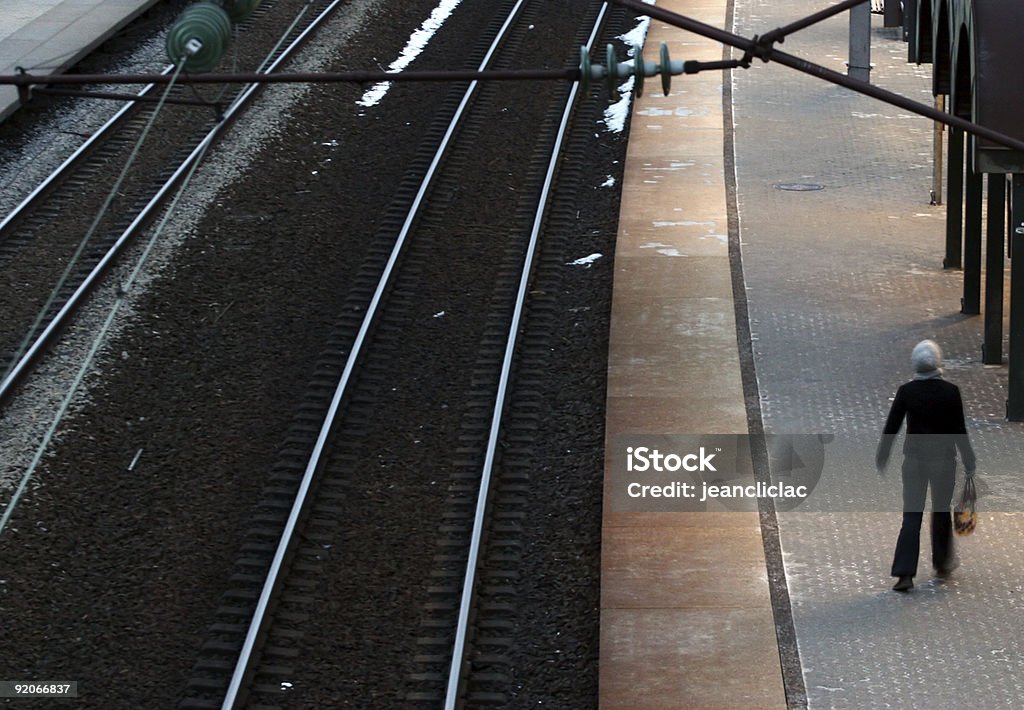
top-left (945, 127), bottom-right (964, 268)
top-left (932, 97), bottom-right (944, 205)
top-left (962, 136), bottom-right (983, 314)
top-left (984, 174), bottom-right (1006, 364)
top-left (1010, 183), bottom-right (1015, 259)
top-left (1008, 175), bottom-right (1024, 420)
top-left (848, 2), bottom-right (872, 82)
top-left (903, 0), bottom-right (916, 45)
top-left (883, 0), bottom-right (902, 28)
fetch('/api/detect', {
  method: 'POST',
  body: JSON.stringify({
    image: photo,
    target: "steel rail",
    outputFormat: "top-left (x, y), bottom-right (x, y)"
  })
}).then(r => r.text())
top-left (0, 65), bottom-right (174, 237)
top-left (0, 0), bottom-right (346, 406)
top-left (218, 1), bottom-right (532, 707)
top-left (441, 5), bottom-right (611, 707)
top-left (610, 0), bottom-right (1024, 155)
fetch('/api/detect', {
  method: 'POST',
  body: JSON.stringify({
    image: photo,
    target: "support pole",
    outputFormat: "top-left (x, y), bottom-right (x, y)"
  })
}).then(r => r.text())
top-left (1010, 182), bottom-right (1015, 259)
top-left (962, 136), bottom-right (983, 314)
top-left (884, 0), bottom-right (902, 28)
top-left (932, 96), bottom-right (944, 205)
top-left (903, 0), bottom-right (916, 45)
top-left (1008, 175), bottom-right (1024, 420)
top-left (983, 174), bottom-right (1006, 364)
top-left (945, 127), bottom-right (964, 268)
top-left (848, 1), bottom-right (872, 82)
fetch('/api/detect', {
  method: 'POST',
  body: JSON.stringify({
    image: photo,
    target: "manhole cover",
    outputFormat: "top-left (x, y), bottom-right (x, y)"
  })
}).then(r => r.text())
top-left (775, 183), bottom-right (825, 191)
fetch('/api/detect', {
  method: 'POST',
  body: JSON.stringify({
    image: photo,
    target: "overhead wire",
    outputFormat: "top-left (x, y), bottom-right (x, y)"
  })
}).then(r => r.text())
top-left (0, 62), bottom-right (192, 535)
top-left (6, 60), bottom-right (185, 378)
top-left (1, 0), bottom-right (337, 537)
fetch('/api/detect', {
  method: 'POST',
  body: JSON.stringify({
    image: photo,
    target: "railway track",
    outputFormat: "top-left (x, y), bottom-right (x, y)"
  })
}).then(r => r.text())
top-left (0, 0), bottom-right (634, 705)
top-left (0, 0), bottom-right (342, 409)
top-left (174, 1), bottom-right (632, 707)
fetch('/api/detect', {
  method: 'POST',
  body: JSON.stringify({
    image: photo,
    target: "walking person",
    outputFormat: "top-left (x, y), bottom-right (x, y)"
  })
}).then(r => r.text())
top-left (876, 339), bottom-right (976, 592)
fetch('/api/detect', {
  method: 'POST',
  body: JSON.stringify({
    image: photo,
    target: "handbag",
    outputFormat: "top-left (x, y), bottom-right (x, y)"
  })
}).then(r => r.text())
top-left (954, 476), bottom-right (977, 536)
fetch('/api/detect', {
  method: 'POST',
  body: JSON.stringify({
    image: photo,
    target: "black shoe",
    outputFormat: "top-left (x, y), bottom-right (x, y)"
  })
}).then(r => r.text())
top-left (935, 558), bottom-right (960, 578)
top-left (893, 576), bottom-right (913, 592)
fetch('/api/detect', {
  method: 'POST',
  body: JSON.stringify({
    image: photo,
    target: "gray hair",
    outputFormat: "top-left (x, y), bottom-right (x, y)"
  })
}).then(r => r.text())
top-left (911, 339), bottom-right (943, 374)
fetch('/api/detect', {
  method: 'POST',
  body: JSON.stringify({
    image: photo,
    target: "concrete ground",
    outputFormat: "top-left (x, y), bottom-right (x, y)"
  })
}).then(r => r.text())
top-left (733, 0), bottom-right (1024, 705)
top-left (0, 0), bottom-right (161, 121)
top-left (600, 0), bottom-right (788, 706)
top-left (602, 0), bottom-right (1024, 706)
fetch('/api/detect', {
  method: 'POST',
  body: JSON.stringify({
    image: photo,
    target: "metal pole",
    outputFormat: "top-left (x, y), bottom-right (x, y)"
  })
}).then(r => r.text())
top-left (932, 96), bottom-right (944, 205)
top-left (945, 127), bottom-right (964, 269)
top-left (962, 135), bottom-right (983, 314)
top-left (983, 174), bottom-right (1006, 364)
top-left (903, 0), bottom-right (916, 44)
top-left (761, 0), bottom-right (869, 46)
top-left (0, 67), bottom-right (578, 86)
top-left (884, 0), bottom-right (902, 28)
top-left (848, 1), bottom-right (872, 82)
top-left (1008, 175), bottom-right (1024, 420)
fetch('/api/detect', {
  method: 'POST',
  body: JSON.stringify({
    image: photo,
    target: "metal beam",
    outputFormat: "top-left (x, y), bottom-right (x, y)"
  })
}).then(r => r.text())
top-left (761, 0), bottom-right (869, 47)
top-left (984, 174), bottom-right (1006, 364)
top-left (883, 0), bottom-right (902, 28)
top-left (1009, 175), bottom-right (1024, 420)
top-left (963, 136), bottom-right (983, 313)
top-left (31, 86), bottom-right (220, 107)
top-left (902, 0), bottom-right (915, 44)
top-left (848, 1), bottom-right (872, 82)
top-left (945, 127), bottom-right (964, 269)
top-left (931, 96), bottom-right (944, 205)
top-left (0, 67), bottom-right (578, 86)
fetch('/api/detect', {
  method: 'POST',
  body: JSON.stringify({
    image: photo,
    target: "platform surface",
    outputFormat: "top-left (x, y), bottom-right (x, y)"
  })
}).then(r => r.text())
top-left (603, 0), bottom-right (1024, 707)
top-left (600, 0), bottom-right (789, 707)
top-left (732, 0), bottom-right (1024, 705)
top-left (0, 0), bottom-right (162, 121)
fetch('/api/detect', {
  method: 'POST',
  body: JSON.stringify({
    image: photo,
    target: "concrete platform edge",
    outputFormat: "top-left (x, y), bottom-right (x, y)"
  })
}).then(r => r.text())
top-left (599, 0), bottom-right (790, 707)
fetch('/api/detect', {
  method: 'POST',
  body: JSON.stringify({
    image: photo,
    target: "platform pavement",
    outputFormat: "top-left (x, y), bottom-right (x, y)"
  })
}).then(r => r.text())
top-left (0, 0), bottom-right (162, 122)
top-left (604, 0), bottom-right (1024, 707)
top-left (732, 0), bottom-right (1024, 705)
top-left (600, 0), bottom-right (788, 707)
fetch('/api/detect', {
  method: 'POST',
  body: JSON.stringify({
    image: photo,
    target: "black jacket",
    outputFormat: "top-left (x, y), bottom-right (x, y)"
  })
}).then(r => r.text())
top-left (876, 378), bottom-right (976, 470)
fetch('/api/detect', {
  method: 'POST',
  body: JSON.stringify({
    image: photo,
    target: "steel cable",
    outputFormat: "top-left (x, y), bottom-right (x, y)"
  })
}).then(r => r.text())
top-left (0, 62), bottom-right (188, 535)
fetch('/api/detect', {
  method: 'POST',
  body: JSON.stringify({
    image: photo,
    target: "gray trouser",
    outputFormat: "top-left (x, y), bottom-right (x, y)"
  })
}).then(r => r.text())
top-left (891, 456), bottom-right (955, 577)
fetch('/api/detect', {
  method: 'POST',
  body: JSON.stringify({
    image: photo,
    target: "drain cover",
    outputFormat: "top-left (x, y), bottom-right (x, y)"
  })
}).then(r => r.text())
top-left (776, 183), bottom-right (824, 191)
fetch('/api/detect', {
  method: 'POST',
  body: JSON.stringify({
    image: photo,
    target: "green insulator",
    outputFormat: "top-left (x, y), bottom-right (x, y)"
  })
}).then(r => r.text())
top-left (578, 46), bottom-right (589, 95)
top-left (580, 45), bottom-right (599, 95)
top-left (166, 2), bottom-right (232, 72)
top-left (221, 0), bottom-right (260, 22)
top-left (633, 47), bottom-right (646, 98)
top-left (605, 43), bottom-right (618, 97)
top-left (659, 42), bottom-right (672, 96)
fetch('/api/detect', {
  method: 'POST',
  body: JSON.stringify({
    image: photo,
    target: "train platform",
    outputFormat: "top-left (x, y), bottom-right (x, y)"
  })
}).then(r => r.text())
top-left (0, 0), bottom-right (162, 122)
top-left (603, 0), bottom-right (1024, 707)
top-left (601, 0), bottom-right (787, 706)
